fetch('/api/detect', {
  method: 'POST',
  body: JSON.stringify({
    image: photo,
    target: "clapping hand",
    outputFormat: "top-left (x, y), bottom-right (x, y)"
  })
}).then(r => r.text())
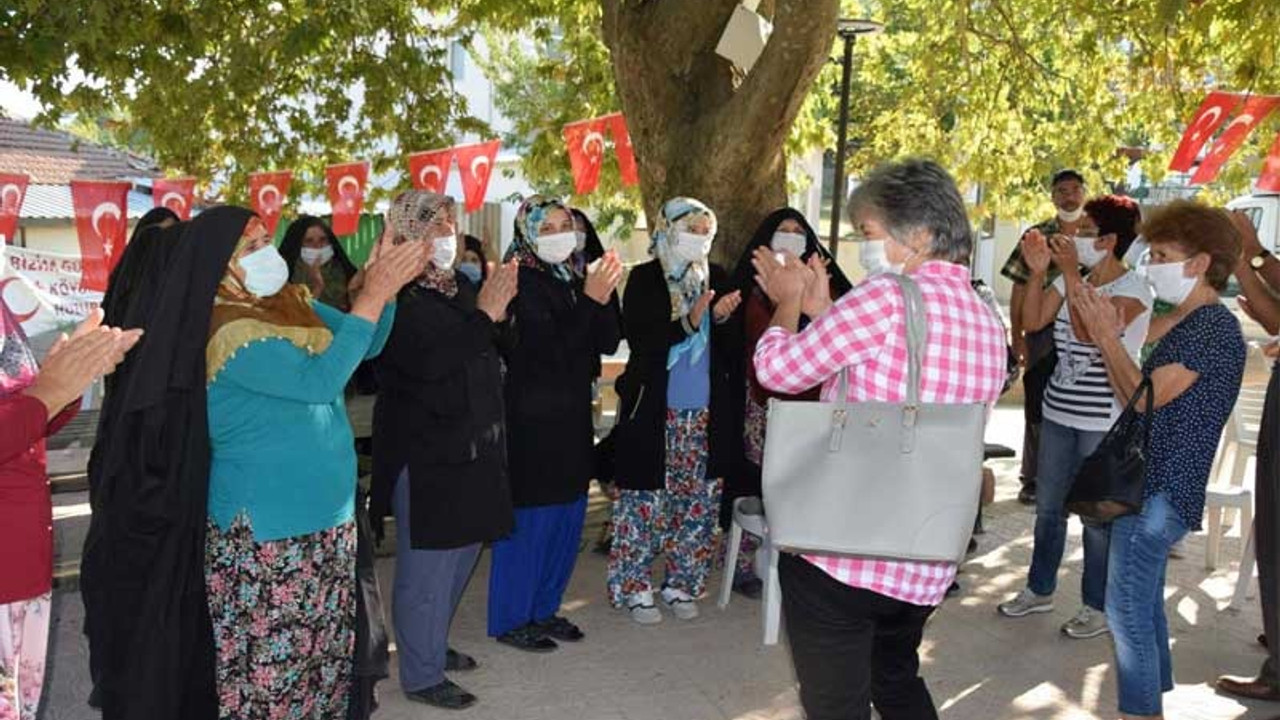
top-left (713, 290), bottom-right (742, 323)
top-left (801, 254), bottom-right (833, 318)
top-left (1070, 284), bottom-right (1121, 340)
top-left (1048, 233), bottom-right (1080, 275)
top-left (28, 309), bottom-right (143, 418)
top-left (751, 246), bottom-right (812, 308)
top-left (1021, 229), bottom-right (1051, 275)
top-left (478, 259), bottom-right (519, 322)
top-left (584, 250), bottom-right (623, 305)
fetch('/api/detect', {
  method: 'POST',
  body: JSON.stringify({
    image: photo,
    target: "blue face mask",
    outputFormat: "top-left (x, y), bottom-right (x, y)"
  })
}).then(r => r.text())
top-left (458, 262), bottom-right (483, 284)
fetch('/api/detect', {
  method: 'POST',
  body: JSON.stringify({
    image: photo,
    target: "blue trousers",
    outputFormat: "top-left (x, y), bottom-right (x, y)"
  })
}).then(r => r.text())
top-left (1107, 492), bottom-right (1187, 716)
top-left (391, 470), bottom-right (480, 691)
top-left (487, 495), bottom-right (587, 637)
top-left (1027, 418), bottom-right (1111, 610)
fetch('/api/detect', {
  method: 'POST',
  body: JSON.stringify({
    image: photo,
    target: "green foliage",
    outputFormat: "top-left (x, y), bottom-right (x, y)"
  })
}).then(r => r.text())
top-left (1, 0), bottom-right (482, 203)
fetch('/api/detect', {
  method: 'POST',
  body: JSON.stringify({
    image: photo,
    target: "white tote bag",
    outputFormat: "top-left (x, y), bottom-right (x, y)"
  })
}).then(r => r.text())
top-left (761, 274), bottom-right (986, 563)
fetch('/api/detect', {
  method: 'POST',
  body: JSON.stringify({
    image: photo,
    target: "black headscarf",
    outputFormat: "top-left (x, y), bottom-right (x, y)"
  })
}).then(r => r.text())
top-left (101, 207), bottom-right (181, 328)
top-left (279, 215), bottom-right (359, 283)
top-left (463, 234), bottom-right (488, 281)
top-left (83, 206), bottom-right (253, 720)
top-left (729, 207), bottom-right (852, 299)
top-left (570, 207), bottom-right (607, 263)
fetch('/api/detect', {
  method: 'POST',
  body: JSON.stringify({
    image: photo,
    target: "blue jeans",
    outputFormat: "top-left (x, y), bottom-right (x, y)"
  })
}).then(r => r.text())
top-left (1027, 419), bottom-right (1110, 610)
top-left (1107, 492), bottom-right (1188, 716)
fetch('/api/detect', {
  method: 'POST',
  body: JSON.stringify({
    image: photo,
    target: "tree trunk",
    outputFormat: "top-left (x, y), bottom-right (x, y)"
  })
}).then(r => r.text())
top-left (602, 0), bottom-right (839, 268)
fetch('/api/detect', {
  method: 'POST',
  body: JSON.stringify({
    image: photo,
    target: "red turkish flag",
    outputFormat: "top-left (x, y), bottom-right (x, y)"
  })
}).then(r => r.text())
top-left (325, 162), bottom-right (370, 236)
top-left (606, 114), bottom-right (640, 187)
top-left (1258, 133), bottom-right (1280, 192)
top-left (564, 117), bottom-right (611, 195)
top-left (455, 140), bottom-right (501, 212)
top-left (0, 173), bottom-right (29, 244)
top-left (70, 180), bottom-right (131, 292)
top-left (152, 177), bottom-right (196, 220)
top-left (248, 171), bottom-right (292, 235)
top-left (1169, 91), bottom-right (1243, 173)
top-left (407, 149), bottom-right (455, 194)
top-left (1190, 95), bottom-right (1280, 184)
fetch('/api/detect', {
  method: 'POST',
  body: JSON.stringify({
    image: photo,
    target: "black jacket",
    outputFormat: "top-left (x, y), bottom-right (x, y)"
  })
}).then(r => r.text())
top-left (371, 278), bottom-right (515, 550)
top-left (611, 260), bottom-right (740, 491)
top-left (504, 267), bottom-right (621, 506)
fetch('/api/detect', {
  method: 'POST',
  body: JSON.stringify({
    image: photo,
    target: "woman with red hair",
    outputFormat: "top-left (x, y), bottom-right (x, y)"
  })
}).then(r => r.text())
top-left (998, 195), bottom-right (1152, 640)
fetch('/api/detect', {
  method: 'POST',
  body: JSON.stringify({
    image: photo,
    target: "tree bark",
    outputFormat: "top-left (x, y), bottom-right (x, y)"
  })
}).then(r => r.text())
top-left (602, 0), bottom-right (840, 268)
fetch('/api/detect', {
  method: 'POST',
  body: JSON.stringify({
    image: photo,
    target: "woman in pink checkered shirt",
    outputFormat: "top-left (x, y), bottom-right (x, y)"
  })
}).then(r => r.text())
top-left (751, 159), bottom-right (1007, 720)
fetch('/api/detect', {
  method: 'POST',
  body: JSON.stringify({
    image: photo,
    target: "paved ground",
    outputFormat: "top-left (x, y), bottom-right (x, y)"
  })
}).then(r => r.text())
top-left (39, 404), bottom-right (1276, 720)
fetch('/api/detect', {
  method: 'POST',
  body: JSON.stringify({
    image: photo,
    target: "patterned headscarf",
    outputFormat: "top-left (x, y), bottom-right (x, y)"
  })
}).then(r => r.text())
top-left (388, 190), bottom-right (459, 298)
top-left (504, 195), bottom-right (575, 284)
top-left (651, 197), bottom-right (717, 320)
top-left (0, 300), bottom-right (37, 399)
top-left (206, 216), bottom-right (332, 383)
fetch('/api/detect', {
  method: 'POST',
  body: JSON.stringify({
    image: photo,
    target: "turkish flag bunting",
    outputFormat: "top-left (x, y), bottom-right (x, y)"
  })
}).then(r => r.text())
top-left (454, 140), bottom-right (502, 212)
top-left (564, 117), bottom-right (611, 195)
top-left (1258, 133), bottom-right (1280, 193)
top-left (606, 114), bottom-right (640, 187)
top-left (152, 177), bottom-right (196, 220)
top-left (70, 180), bottom-right (131, 292)
top-left (1169, 91), bottom-right (1243, 173)
top-left (248, 171), bottom-right (293, 235)
top-left (325, 162), bottom-right (370, 236)
top-left (0, 173), bottom-right (29, 244)
top-left (1190, 95), bottom-right (1280, 184)
top-left (408, 149), bottom-right (455, 194)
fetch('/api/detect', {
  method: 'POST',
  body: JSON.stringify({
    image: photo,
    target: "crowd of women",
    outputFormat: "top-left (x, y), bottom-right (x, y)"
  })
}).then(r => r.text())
top-left (0, 156), bottom-right (1263, 720)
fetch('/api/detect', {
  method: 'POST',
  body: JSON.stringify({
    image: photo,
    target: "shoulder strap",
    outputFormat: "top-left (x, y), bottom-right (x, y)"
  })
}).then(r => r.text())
top-left (885, 273), bottom-right (926, 406)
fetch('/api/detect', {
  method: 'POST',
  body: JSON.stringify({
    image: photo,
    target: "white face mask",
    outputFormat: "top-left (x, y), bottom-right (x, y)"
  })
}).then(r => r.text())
top-left (770, 231), bottom-right (807, 258)
top-left (238, 245), bottom-right (290, 298)
top-left (1145, 260), bottom-right (1198, 306)
top-left (1057, 206), bottom-right (1085, 223)
top-left (574, 230), bottom-right (587, 252)
top-left (1123, 235), bottom-right (1149, 268)
top-left (535, 231), bottom-right (577, 265)
top-left (859, 240), bottom-right (888, 275)
top-left (431, 234), bottom-right (458, 269)
top-left (673, 230), bottom-right (713, 264)
top-left (1074, 236), bottom-right (1109, 269)
top-left (883, 236), bottom-right (918, 275)
top-left (300, 246), bottom-right (334, 266)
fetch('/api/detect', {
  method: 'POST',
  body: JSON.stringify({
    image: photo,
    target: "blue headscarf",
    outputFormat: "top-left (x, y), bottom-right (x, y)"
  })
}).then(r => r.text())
top-left (650, 197), bottom-right (717, 369)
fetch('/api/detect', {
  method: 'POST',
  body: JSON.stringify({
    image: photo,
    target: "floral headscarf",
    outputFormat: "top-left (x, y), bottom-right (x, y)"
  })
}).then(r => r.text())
top-left (206, 215), bottom-right (332, 383)
top-left (504, 195), bottom-right (575, 285)
top-left (651, 197), bottom-right (717, 321)
top-left (388, 190), bottom-right (459, 298)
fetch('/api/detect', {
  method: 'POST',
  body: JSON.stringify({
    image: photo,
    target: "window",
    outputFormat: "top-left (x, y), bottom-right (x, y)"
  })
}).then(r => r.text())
top-left (450, 41), bottom-right (467, 80)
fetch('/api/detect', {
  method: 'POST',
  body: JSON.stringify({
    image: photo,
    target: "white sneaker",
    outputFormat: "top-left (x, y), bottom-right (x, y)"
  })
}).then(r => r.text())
top-left (660, 587), bottom-right (700, 621)
top-left (1061, 606), bottom-right (1110, 639)
top-left (997, 588), bottom-right (1054, 617)
top-left (625, 592), bottom-right (663, 625)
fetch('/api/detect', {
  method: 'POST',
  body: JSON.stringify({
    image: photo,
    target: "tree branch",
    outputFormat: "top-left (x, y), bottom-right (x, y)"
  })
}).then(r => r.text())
top-left (717, 0), bottom-right (839, 150)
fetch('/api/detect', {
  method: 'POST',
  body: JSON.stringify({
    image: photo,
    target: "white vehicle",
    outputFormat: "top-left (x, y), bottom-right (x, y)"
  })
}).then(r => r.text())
top-left (1227, 191), bottom-right (1280, 253)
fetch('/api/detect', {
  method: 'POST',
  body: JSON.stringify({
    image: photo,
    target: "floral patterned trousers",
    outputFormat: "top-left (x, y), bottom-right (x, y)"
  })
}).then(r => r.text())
top-left (0, 593), bottom-right (50, 720)
top-left (205, 513), bottom-right (356, 720)
top-left (608, 409), bottom-right (722, 606)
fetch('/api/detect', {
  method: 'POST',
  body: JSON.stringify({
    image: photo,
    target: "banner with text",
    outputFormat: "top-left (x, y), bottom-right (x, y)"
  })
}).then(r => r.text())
top-left (0, 245), bottom-right (103, 338)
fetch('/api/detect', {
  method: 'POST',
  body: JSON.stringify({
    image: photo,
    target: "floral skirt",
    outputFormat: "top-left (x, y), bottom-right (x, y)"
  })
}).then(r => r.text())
top-left (0, 593), bottom-right (50, 720)
top-left (205, 514), bottom-right (356, 720)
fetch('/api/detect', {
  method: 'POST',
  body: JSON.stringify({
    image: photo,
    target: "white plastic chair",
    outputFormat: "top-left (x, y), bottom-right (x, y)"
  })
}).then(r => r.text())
top-left (1204, 485), bottom-right (1253, 572)
top-left (1229, 520), bottom-right (1257, 611)
top-left (718, 496), bottom-right (782, 646)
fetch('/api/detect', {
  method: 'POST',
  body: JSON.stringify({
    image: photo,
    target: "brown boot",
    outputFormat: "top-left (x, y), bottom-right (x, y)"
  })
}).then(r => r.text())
top-left (1216, 675), bottom-right (1280, 702)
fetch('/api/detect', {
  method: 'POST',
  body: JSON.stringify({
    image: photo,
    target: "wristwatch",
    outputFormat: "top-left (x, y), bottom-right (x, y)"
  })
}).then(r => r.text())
top-left (1251, 249), bottom-right (1273, 270)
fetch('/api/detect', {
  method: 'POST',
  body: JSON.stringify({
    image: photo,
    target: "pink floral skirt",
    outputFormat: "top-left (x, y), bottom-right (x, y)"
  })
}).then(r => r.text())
top-left (0, 592), bottom-right (50, 720)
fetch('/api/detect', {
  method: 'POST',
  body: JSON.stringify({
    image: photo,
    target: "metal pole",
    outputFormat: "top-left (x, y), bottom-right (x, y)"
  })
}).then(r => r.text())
top-left (827, 34), bottom-right (855, 259)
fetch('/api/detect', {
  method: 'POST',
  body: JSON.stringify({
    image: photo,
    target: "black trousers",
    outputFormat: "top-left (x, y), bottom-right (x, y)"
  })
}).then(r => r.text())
top-left (1257, 365), bottom-right (1280, 687)
top-left (1019, 325), bottom-right (1055, 486)
top-left (779, 553), bottom-right (938, 720)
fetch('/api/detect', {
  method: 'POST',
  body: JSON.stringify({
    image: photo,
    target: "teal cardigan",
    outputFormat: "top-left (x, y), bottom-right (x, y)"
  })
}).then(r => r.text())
top-left (207, 301), bottom-right (395, 541)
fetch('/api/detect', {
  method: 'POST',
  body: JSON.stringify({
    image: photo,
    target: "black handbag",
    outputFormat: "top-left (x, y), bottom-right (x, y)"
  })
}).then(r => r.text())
top-left (1065, 376), bottom-right (1153, 522)
top-left (1022, 351), bottom-right (1058, 424)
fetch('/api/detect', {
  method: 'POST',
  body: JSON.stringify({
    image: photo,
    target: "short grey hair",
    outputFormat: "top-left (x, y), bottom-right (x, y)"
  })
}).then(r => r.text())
top-left (848, 159), bottom-right (972, 265)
